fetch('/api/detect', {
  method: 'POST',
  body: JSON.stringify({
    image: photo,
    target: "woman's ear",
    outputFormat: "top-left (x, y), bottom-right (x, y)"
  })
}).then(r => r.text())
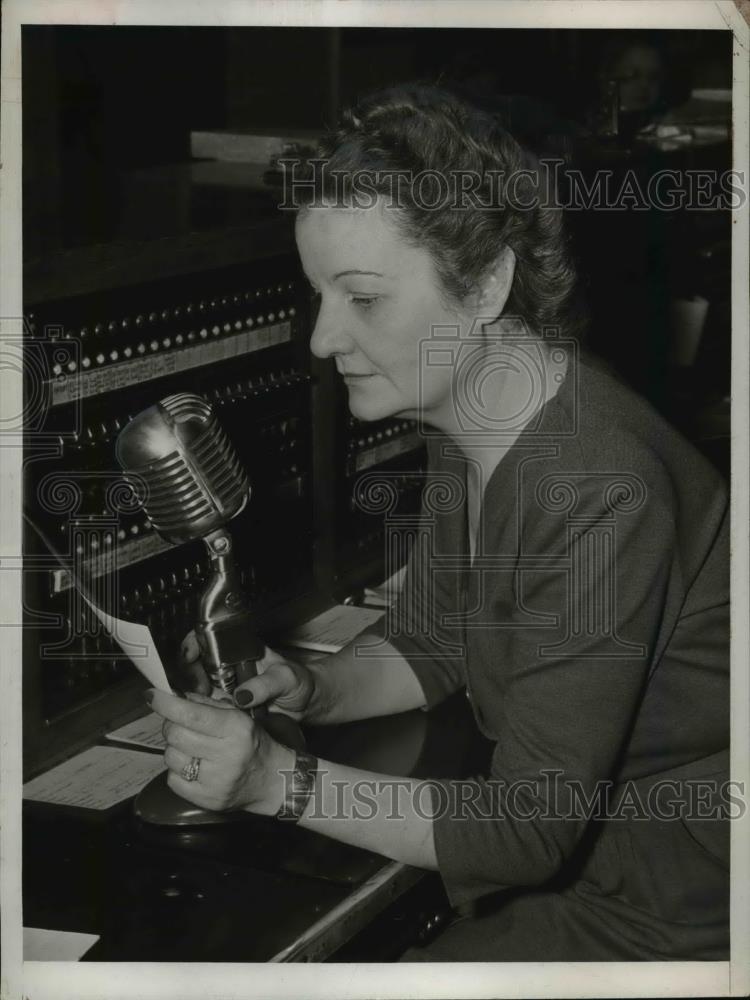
top-left (477, 246), bottom-right (516, 323)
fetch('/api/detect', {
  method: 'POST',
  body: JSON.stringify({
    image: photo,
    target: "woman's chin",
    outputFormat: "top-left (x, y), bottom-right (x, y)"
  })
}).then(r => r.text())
top-left (347, 399), bottom-right (391, 422)
top-left (346, 386), bottom-right (398, 423)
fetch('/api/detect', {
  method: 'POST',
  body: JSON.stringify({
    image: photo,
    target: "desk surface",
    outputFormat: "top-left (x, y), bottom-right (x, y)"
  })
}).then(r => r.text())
top-left (23, 691), bottom-right (488, 962)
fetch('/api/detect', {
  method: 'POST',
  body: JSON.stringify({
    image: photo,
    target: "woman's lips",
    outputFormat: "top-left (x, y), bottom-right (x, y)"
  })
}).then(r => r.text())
top-left (341, 372), bottom-right (375, 383)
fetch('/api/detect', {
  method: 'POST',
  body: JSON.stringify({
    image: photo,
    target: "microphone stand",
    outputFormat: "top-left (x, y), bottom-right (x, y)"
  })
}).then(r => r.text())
top-left (195, 527), bottom-right (265, 695)
top-left (114, 392), bottom-right (304, 827)
top-left (134, 525), bottom-right (305, 827)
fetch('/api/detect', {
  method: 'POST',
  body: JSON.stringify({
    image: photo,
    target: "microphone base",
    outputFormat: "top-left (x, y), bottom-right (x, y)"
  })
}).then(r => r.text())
top-left (133, 771), bottom-right (245, 827)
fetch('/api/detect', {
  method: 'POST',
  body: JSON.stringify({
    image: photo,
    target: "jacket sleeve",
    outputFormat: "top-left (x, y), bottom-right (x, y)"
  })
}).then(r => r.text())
top-left (429, 467), bottom-right (679, 906)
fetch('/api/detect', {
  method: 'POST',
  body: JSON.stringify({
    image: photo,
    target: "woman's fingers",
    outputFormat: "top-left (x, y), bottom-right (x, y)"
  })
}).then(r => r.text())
top-left (185, 690), bottom-right (234, 709)
top-left (173, 658), bottom-right (212, 697)
top-left (163, 719), bottom-right (221, 759)
top-left (233, 662), bottom-right (295, 709)
top-left (176, 631), bottom-right (212, 695)
top-left (163, 745), bottom-right (221, 782)
top-left (164, 744), bottom-right (205, 777)
top-left (149, 688), bottom-right (237, 737)
top-left (233, 653), bottom-right (314, 720)
top-left (175, 640), bottom-right (310, 710)
top-left (181, 631), bottom-right (201, 664)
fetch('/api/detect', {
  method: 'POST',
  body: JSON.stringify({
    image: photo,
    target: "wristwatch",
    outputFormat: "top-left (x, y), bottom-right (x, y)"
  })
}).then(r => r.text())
top-left (276, 750), bottom-right (318, 823)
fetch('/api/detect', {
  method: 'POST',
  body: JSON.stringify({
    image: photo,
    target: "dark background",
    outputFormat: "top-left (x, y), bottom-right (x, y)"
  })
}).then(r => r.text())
top-left (22, 26), bottom-right (732, 251)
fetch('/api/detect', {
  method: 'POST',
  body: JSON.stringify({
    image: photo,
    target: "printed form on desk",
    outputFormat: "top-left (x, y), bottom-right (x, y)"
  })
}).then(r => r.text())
top-left (282, 603), bottom-right (385, 653)
top-left (23, 745), bottom-right (166, 810)
top-left (106, 711), bottom-right (167, 750)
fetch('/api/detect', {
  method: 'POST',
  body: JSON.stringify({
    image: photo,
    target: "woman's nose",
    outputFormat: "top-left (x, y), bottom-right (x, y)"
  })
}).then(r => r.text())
top-left (309, 303), bottom-right (352, 360)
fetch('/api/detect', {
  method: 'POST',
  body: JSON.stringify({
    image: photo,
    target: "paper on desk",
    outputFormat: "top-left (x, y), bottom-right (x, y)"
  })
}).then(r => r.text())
top-left (24, 926), bottom-right (100, 961)
top-left (105, 711), bottom-right (166, 750)
top-left (82, 594), bottom-right (171, 692)
top-left (363, 564), bottom-right (408, 608)
top-left (23, 745), bottom-right (166, 810)
top-left (282, 603), bottom-right (384, 653)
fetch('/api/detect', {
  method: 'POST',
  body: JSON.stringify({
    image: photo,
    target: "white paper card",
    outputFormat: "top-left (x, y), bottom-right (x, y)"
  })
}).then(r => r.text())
top-left (82, 594), bottom-right (171, 692)
top-left (105, 711), bottom-right (166, 750)
top-left (23, 745), bottom-right (166, 810)
top-left (24, 926), bottom-right (100, 961)
top-left (282, 603), bottom-right (384, 653)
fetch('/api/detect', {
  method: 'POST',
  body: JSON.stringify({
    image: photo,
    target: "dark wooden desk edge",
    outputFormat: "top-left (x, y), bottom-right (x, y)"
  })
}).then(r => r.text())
top-left (270, 861), bottom-right (424, 962)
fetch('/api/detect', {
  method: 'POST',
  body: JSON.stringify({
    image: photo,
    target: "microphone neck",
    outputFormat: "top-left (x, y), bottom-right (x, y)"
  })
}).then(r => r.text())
top-left (200, 527), bottom-right (247, 623)
top-left (194, 527), bottom-right (264, 694)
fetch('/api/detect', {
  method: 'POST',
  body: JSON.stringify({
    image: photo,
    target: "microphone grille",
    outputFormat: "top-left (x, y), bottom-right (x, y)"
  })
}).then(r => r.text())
top-left (160, 392), bottom-right (212, 422)
top-left (116, 392), bottom-right (250, 545)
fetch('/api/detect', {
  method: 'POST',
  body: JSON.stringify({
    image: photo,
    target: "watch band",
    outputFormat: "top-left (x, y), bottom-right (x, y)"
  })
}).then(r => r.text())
top-left (276, 750), bottom-right (318, 823)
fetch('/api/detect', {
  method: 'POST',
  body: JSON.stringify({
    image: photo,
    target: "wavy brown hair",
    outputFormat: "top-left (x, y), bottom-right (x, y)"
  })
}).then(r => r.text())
top-left (295, 83), bottom-right (586, 341)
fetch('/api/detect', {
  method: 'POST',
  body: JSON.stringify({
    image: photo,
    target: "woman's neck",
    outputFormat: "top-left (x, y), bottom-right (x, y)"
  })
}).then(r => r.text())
top-left (432, 336), bottom-right (569, 478)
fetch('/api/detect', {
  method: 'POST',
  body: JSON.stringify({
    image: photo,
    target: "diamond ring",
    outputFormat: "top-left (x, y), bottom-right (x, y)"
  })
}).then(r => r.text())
top-left (181, 756), bottom-right (201, 782)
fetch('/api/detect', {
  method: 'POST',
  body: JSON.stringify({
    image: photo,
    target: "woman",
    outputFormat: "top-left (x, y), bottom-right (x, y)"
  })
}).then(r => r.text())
top-left (147, 85), bottom-right (730, 961)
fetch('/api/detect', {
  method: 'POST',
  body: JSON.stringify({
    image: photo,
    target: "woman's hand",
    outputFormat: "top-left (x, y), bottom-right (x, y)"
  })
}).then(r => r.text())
top-left (172, 631), bottom-right (213, 696)
top-left (233, 645), bottom-right (316, 720)
top-left (148, 689), bottom-right (295, 815)
top-left (180, 632), bottom-right (316, 721)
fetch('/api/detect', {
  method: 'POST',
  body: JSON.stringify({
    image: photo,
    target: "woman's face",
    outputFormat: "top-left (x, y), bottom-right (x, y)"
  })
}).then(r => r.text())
top-left (295, 201), bottom-right (464, 424)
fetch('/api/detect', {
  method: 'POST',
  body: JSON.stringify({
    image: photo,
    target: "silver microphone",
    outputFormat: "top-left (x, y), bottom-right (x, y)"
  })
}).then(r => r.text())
top-left (115, 392), bottom-right (264, 694)
top-left (115, 392), bottom-right (250, 545)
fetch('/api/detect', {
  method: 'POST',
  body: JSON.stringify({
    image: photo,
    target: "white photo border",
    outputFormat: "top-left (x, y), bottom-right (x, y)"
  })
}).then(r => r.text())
top-left (1, 2), bottom-right (748, 998)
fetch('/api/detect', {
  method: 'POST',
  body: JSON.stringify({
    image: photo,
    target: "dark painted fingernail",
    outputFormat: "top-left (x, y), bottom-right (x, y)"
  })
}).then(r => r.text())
top-left (234, 689), bottom-right (253, 708)
top-left (144, 689), bottom-right (154, 707)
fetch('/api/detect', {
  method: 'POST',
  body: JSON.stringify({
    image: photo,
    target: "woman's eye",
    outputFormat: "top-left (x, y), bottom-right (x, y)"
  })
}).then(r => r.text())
top-left (350, 295), bottom-right (378, 310)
